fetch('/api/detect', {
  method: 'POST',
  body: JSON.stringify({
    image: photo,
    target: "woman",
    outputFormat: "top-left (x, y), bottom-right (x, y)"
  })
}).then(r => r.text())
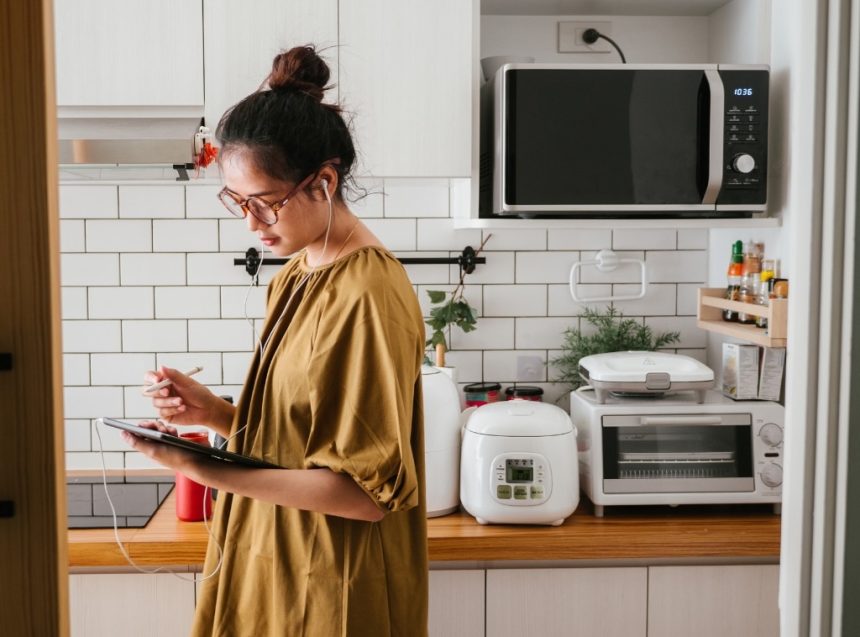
top-left (124, 45), bottom-right (428, 636)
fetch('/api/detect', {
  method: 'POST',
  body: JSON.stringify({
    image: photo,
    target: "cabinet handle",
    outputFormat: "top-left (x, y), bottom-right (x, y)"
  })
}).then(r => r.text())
top-left (0, 353), bottom-right (11, 371)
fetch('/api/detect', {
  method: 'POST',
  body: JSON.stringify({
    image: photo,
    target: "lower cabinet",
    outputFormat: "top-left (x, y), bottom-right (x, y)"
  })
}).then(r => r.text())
top-left (429, 570), bottom-right (485, 637)
top-left (648, 564), bottom-right (780, 637)
top-left (69, 573), bottom-right (195, 637)
top-left (486, 567), bottom-right (648, 637)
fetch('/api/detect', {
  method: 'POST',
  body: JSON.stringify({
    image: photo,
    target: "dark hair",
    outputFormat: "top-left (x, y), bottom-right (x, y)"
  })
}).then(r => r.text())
top-left (216, 45), bottom-right (356, 198)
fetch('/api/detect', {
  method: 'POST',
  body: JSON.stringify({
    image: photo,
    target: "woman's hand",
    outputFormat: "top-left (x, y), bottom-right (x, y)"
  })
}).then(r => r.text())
top-left (120, 420), bottom-right (201, 476)
top-left (142, 366), bottom-right (234, 435)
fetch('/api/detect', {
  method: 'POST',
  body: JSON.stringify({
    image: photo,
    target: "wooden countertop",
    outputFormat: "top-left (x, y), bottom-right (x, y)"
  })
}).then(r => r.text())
top-left (68, 489), bottom-right (781, 568)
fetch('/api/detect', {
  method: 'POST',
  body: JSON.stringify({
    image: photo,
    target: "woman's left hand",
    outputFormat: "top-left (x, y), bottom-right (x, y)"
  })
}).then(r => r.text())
top-left (121, 420), bottom-right (201, 475)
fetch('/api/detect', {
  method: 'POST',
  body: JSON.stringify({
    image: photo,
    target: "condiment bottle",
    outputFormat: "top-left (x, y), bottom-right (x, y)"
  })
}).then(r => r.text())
top-left (723, 240), bottom-right (744, 322)
top-left (175, 431), bottom-right (213, 521)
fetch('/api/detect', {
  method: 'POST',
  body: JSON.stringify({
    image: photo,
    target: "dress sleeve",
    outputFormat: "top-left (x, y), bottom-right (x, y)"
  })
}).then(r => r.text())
top-left (304, 293), bottom-right (424, 514)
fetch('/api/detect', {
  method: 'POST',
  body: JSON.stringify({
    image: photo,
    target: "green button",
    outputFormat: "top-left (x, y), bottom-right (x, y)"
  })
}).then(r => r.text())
top-left (496, 485), bottom-right (512, 499)
top-left (514, 486), bottom-right (528, 499)
top-left (531, 487), bottom-right (544, 499)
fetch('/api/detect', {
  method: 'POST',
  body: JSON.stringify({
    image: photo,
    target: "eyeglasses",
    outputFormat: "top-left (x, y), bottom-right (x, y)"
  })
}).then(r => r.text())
top-left (216, 172), bottom-right (316, 226)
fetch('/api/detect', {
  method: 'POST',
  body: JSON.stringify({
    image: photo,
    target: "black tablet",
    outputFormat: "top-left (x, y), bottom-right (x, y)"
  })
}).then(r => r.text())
top-left (99, 417), bottom-right (282, 469)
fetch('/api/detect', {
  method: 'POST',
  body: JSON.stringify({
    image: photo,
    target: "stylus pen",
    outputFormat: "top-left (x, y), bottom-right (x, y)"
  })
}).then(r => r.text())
top-left (142, 366), bottom-right (203, 394)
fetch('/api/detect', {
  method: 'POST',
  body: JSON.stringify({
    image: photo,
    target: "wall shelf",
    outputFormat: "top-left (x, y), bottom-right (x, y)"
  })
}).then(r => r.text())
top-left (697, 287), bottom-right (787, 348)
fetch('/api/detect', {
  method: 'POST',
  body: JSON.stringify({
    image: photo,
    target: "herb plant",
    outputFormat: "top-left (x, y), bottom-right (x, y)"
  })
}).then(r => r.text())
top-left (425, 289), bottom-right (477, 353)
top-left (552, 306), bottom-right (681, 389)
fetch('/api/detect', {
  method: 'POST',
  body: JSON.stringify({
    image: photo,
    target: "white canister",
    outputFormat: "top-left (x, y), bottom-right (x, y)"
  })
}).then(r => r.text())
top-left (421, 365), bottom-right (462, 517)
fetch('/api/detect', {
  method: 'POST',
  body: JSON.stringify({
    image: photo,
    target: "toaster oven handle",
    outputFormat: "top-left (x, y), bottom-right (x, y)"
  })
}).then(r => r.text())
top-left (639, 415), bottom-right (725, 426)
top-left (702, 68), bottom-right (724, 205)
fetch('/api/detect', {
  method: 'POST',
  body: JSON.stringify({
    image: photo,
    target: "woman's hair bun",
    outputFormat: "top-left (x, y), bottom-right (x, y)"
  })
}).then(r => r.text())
top-left (267, 45), bottom-right (330, 102)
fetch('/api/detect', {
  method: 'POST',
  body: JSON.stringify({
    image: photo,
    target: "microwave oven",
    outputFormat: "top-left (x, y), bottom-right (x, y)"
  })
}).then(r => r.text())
top-left (480, 63), bottom-right (769, 218)
top-left (570, 388), bottom-right (783, 516)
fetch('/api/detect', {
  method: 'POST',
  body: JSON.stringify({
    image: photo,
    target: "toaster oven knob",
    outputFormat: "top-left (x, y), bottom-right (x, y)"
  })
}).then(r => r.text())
top-left (759, 423), bottom-right (783, 447)
top-left (732, 153), bottom-right (756, 174)
top-left (761, 463), bottom-right (783, 488)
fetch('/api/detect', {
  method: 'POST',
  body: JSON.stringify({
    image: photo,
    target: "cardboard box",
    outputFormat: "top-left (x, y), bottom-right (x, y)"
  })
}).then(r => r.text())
top-left (758, 347), bottom-right (786, 401)
top-left (721, 343), bottom-right (760, 399)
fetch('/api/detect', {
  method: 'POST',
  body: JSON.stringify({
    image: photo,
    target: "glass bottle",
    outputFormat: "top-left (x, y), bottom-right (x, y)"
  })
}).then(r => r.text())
top-left (723, 241), bottom-right (744, 322)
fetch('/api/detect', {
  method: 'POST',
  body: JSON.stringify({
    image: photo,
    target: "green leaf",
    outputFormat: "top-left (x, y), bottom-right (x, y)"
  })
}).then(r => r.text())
top-left (427, 290), bottom-right (447, 304)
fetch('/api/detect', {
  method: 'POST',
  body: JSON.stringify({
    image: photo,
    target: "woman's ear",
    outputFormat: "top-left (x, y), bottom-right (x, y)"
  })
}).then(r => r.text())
top-left (312, 165), bottom-right (339, 199)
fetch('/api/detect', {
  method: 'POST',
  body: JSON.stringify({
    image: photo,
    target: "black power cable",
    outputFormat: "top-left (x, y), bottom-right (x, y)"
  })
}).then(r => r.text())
top-left (582, 28), bottom-right (627, 63)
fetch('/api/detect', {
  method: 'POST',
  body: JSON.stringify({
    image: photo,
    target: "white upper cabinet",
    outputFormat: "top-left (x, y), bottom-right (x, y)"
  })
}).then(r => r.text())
top-left (339, 0), bottom-right (474, 177)
top-left (54, 0), bottom-right (204, 107)
top-left (203, 0), bottom-right (338, 133)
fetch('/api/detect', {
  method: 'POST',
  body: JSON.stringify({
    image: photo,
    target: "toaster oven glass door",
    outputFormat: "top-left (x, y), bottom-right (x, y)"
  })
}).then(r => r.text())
top-left (600, 413), bottom-right (754, 493)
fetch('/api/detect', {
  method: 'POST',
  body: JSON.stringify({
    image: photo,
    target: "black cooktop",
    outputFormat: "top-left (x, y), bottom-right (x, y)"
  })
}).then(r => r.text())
top-left (66, 473), bottom-right (174, 529)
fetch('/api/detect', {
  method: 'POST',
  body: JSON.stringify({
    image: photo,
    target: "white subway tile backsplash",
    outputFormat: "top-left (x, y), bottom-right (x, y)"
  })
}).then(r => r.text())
top-left (443, 349), bottom-right (483, 384)
top-left (188, 319), bottom-right (253, 352)
top-left (119, 185), bottom-right (184, 218)
top-left (349, 179), bottom-right (384, 218)
top-left (677, 228), bottom-right (709, 250)
top-left (185, 184), bottom-right (223, 218)
top-left (612, 283), bottom-right (677, 317)
top-left (676, 348), bottom-right (708, 364)
top-left (88, 287), bottom-right (154, 319)
top-left (60, 220), bottom-right (85, 252)
top-left (547, 284), bottom-right (613, 316)
top-left (219, 219), bottom-right (255, 252)
top-left (416, 219), bottom-right (482, 251)
top-left (65, 420), bottom-right (91, 451)
top-left (383, 179), bottom-right (449, 217)
top-left (156, 286), bottom-right (221, 319)
top-left (483, 285), bottom-right (546, 317)
top-left (483, 228), bottom-right (546, 251)
top-left (188, 253), bottom-right (271, 286)
top-left (579, 251), bottom-right (645, 284)
top-left (63, 354), bottom-right (90, 386)
top-left (85, 220), bottom-right (152, 252)
top-left (61, 254), bottom-right (120, 286)
top-left (515, 317), bottom-right (576, 349)
top-left (483, 350), bottom-right (547, 383)
top-left (120, 253), bottom-right (186, 286)
top-left (122, 320), bottom-right (187, 352)
top-left (124, 452), bottom-right (166, 470)
top-left (677, 284), bottom-right (700, 316)
top-left (60, 185), bottom-right (117, 218)
top-left (517, 251), bottom-right (579, 284)
top-left (645, 316), bottom-right (707, 348)
top-left (156, 352), bottom-right (224, 385)
top-left (220, 286), bottom-right (268, 319)
top-left (64, 386), bottom-right (124, 419)
top-left (403, 257), bottom-right (451, 285)
top-left (92, 418), bottom-right (130, 451)
top-left (646, 250), bottom-right (708, 283)
top-left (613, 228), bottom-right (676, 251)
top-left (223, 351), bottom-right (254, 385)
top-left (449, 317), bottom-right (514, 350)
top-left (90, 353), bottom-right (155, 386)
top-left (452, 251), bottom-right (515, 284)
top-left (66, 452), bottom-right (124, 470)
top-left (363, 219), bottom-right (416, 251)
top-left (123, 387), bottom-right (159, 418)
top-left (153, 220), bottom-right (219, 252)
top-left (63, 321), bottom-right (121, 352)
top-left (547, 228), bottom-right (612, 251)
top-left (61, 287), bottom-right (88, 319)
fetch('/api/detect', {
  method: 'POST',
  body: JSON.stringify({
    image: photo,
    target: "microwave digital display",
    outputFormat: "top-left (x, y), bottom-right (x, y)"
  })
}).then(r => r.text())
top-left (506, 461), bottom-right (533, 483)
top-left (733, 87), bottom-right (754, 96)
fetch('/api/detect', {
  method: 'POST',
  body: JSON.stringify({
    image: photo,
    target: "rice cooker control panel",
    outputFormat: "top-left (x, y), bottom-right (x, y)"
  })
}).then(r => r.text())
top-left (491, 453), bottom-right (552, 506)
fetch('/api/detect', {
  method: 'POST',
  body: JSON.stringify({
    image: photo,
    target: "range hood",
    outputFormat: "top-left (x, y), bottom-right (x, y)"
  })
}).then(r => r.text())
top-left (57, 116), bottom-right (202, 180)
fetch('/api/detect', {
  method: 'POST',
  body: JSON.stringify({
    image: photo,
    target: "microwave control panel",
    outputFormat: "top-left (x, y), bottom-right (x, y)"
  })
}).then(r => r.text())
top-left (718, 69), bottom-right (769, 205)
top-left (490, 452), bottom-right (552, 506)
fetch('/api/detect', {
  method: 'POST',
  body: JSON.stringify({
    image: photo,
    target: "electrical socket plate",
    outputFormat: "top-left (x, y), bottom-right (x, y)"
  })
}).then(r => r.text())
top-left (558, 21), bottom-right (613, 54)
top-left (516, 355), bottom-right (545, 382)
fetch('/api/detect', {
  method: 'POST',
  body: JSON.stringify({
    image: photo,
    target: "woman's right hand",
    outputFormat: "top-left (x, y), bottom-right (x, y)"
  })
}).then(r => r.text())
top-left (142, 366), bottom-right (233, 432)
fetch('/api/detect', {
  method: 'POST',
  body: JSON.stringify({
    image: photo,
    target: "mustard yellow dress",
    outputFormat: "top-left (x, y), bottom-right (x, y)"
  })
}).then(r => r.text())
top-left (191, 246), bottom-right (428, 637)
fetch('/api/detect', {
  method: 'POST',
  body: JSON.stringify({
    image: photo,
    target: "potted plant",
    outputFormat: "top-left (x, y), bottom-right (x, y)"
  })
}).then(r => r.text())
top-left (552, 306), bottom-right (681, 390)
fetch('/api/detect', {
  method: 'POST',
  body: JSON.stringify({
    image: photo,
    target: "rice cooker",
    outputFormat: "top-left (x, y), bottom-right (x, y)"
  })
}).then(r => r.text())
top-left (460, 401), bottom-right (579, 526)
top-left (421, 365), bottom-right (462, 517)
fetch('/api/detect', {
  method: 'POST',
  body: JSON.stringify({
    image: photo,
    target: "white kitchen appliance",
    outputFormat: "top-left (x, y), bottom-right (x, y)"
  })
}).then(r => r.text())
top-left (571, 388), bottom-right (784, 517)
top-left (460, 401), bottom-right (579, 526)
top-left (578, 350), bottom-right (715, 403)
top-left (421, 365), bottom-right (462, 517)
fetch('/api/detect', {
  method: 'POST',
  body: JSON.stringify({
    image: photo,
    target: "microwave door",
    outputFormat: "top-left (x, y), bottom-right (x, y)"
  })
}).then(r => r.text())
top-left (495, 66), bottom-right (723, 215)
top-left (600, 413), bottom-right (755, 494)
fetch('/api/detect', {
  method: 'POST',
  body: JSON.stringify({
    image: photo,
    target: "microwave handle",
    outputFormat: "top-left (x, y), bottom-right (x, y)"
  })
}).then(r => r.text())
top-left (639, 416), bottom-right (725, 426)
top-left (702, 69), bottom-right (725, 205)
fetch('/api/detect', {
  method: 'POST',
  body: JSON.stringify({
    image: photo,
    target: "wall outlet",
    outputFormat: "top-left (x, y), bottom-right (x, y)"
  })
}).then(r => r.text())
top-left (558, 21), bottom-right (613, 54)
top-left (516, 355), bottom-right (545, 382)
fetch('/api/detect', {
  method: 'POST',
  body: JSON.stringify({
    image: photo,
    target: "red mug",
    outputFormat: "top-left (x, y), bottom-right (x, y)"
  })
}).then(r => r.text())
top-left (175, 431), bottom-right (213, 522)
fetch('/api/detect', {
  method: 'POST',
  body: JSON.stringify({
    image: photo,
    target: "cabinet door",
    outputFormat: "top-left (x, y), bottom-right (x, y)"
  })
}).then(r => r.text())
top-left (69, 573), bottom-right (195, 637)
top-left (203, 0), bottom-right (338, 132)
top-left (338, 0), bottom-right (474, 177)
top-left (55, 0), bottom-right (203, 107)
top-left (648, 564), bottom-right (779, 637)
top-left (429, 569), bottom-right (484, 637)
top-left (486, 567), bottom-right (648, 637)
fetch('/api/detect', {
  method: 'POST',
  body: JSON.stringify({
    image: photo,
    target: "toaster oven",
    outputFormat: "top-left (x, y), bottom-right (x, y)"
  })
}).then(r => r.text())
top-left (570, 388), bottom-right (783, 516)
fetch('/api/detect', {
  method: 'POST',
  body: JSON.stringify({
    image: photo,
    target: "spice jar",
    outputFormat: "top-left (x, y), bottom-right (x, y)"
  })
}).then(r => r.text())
top-left (504, 386), bottom-right (544, 401)
top-left (175, 431), bottom-right (213, 521)
top-left (463, 382), bottom-right (501, 407)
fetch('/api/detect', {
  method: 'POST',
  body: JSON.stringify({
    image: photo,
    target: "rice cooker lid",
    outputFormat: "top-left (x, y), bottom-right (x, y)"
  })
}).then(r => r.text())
top-left (465, 401), bottom-right (573, 437)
